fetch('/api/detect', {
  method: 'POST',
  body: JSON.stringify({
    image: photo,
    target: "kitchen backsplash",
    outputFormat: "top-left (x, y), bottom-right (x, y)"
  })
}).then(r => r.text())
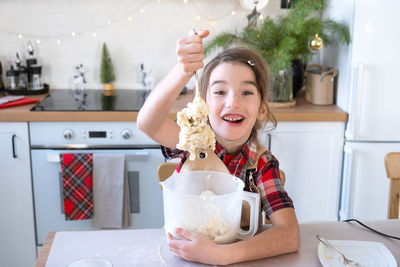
top-left (0, 0), bottom-right (286, 90)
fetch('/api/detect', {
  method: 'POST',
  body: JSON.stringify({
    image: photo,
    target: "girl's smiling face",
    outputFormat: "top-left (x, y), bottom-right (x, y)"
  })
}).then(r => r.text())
top-left (206, 62), bottom-right (267, 153)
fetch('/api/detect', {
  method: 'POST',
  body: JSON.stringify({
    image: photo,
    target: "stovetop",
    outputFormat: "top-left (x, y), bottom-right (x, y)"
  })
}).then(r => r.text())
top-left (31, 89), bottom-right (150, 111)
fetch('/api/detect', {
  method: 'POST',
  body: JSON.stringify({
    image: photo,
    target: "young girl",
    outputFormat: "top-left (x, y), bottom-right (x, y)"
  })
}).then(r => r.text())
top-left (137, 30), bottom-right (300, 265)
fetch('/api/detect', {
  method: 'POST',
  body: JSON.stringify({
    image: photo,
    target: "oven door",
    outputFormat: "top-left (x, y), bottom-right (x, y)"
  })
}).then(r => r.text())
top-left (31, 148), bottom-right (165, 246)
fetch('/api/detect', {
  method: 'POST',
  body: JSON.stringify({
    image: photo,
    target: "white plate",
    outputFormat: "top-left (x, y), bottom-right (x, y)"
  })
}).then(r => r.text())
top-left (318, 240), bottom-right (396, 267)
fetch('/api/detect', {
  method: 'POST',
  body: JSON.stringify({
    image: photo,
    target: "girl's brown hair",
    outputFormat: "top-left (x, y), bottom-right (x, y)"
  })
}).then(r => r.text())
top-left (199, 47), bottom-right (277, 138)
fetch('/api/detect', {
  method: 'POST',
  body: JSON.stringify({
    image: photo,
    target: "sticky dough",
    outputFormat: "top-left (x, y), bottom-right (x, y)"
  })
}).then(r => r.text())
top-left (176, 95), bottom-right (216, 160)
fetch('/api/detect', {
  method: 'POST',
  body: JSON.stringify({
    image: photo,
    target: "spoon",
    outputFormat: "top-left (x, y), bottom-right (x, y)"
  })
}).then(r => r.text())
top-left (192, 27), bottom-right (201, 98)
top-left (316, 234), bottom-right (360, 267)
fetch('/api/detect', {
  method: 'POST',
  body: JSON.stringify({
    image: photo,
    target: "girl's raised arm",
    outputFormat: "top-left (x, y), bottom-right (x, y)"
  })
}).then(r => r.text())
top-left (137, 30), bottom-right (209, 148)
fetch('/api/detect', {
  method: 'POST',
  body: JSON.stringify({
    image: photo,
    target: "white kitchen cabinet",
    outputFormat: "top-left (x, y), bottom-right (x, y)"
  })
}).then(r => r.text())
top-left (0, 122), bottom-right (36, 267)
top-left (259, 122), bottom-right (345, 222)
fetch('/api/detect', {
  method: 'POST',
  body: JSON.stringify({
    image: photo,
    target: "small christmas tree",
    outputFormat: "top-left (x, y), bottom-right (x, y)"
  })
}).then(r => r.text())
top-left (100, 43), bottom-right (116, 91)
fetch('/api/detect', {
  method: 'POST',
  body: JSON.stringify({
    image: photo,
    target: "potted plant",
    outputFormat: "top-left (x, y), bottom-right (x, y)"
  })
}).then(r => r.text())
top-left (100, 43), bottom-right (116, 96)
top-left (204, 0), bottom-right (350, 105)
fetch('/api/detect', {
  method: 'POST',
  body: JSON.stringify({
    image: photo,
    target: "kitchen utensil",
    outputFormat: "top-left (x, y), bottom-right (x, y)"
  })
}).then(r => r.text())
top-left (192, 27), bottom-right (201, 98)
top-left (316, 234), bottom-right (360, 266)
top-left (160, 170), bottom-right (260, 244)
top-left (180, 148), bottom-right (229, 173)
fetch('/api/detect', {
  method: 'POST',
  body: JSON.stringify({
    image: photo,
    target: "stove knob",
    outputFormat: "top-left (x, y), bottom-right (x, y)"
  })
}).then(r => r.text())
top-left (63, 129), bottom-right (74, 140)
top-left (121, 129), bottom-right (132, 139)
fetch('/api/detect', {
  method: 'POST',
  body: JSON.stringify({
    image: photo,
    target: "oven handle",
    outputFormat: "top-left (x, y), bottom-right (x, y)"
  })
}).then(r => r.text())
top-left (46, 151), bottom-right (150, 163)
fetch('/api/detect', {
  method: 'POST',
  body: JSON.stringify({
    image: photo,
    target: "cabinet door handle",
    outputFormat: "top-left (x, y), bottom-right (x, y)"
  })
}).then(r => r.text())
top-left (11, 134), bottom-right (17, 158)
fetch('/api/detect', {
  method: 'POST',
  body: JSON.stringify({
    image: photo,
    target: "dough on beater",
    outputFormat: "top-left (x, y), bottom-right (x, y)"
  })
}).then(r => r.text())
top-left (177, 95), bottom-right (216, 160)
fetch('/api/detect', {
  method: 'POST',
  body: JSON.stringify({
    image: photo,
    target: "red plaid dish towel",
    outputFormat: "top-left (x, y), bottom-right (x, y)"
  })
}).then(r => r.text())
top-left (60, 153), bottom-right (93, 220)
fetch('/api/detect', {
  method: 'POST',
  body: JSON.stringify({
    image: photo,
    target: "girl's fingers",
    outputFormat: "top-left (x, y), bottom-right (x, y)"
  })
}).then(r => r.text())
top-left (175, 227), bottom-right (196, 241)
top-left (179, 53), bottom-right (204, 63)
top-left (168, 246), bottom-right (179, 253)
top-left (168, 240), bottom-right (179, 249)
top-left (177, 34), bottom-right (204, 46)
top-left (178, 62), bottom-right (204, 76)
top-left (177, 43), bottom-right (204, 56)
top-left (171, 251), bottom-right (182, 258)
top-left (198, 29), bottom-right (210, 38)
top-left (167, 232), bottom-right (173, 241)
top-left (175, 29), bottom-right (209, 76)
top-left (185, 43), bottom-right (204, 54)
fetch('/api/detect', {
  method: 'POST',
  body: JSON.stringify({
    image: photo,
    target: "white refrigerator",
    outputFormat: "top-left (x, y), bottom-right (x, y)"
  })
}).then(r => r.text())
top-left (322, 0), bottom-right (400, 220)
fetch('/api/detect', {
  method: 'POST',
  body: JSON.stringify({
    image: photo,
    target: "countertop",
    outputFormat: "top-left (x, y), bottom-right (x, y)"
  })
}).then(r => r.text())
top-left (0, 90), bottom-right (348, 122)
top-left (35, 220), bottom-right (400, 267)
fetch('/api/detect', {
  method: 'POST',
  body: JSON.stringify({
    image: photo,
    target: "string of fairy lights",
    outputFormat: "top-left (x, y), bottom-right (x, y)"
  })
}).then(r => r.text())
top-left (0, 0), bottom-right (266, 45)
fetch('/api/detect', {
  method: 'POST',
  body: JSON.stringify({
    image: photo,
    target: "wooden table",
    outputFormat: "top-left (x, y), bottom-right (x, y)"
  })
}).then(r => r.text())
top-left (35, 220), bottom-right (400, 266)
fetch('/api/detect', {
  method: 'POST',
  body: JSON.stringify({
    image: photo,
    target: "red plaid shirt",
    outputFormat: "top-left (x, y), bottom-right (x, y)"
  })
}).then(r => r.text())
top-left (161, 138), bottom-right (294, 218)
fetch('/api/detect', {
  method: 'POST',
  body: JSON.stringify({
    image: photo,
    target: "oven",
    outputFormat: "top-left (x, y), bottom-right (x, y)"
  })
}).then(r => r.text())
top-left (29, 122), bottom-right (165, 248)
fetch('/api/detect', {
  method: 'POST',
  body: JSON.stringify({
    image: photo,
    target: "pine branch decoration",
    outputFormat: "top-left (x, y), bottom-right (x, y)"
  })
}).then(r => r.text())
top-left (204, 0), bottom-right (350, 76)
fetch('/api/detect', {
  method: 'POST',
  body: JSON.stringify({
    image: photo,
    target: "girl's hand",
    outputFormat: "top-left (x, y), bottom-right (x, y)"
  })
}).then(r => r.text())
top-left (167, 227), bottom-right (224, 265)
top-left (176, 30), bottom-right (209, 77)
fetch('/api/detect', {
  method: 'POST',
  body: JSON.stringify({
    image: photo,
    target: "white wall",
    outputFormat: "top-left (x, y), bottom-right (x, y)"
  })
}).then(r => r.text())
top-left (0, 0), bottom-right (286, 90)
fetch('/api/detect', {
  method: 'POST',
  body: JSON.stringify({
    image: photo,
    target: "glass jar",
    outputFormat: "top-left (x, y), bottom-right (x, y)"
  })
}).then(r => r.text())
top-left (30, 65), bottom-right (43, 90)
top-left (6, 67), bottom-right (19, 90)
top-left (267, 66), bottom-right (293, 103)
top-left (18, 66), bottom-right (28, 89)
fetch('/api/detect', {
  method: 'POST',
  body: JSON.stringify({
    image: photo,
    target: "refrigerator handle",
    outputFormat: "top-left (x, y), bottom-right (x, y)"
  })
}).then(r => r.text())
top-left (345, 63), bottom-right (364, 140)
top-left (339, 145), bottom-right (355, 221)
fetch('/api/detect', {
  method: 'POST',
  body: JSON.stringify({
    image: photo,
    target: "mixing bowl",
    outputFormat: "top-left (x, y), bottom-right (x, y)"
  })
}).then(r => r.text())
top-left (160, 170), bottom-right (259, 244)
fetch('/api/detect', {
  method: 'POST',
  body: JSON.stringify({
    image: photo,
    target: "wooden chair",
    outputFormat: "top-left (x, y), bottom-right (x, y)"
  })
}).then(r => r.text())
top-left (384, 152), bottom-right (400, 219)
top-left (157, 162), bottom-right (179, 184)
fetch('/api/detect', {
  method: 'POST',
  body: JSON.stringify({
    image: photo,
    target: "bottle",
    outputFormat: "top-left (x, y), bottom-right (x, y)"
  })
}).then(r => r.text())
top-left (6, 66), bottom-right (18, 90)
top-left (0, 61), bottom-right (5, 95)
top-left (27, 58), bottom-right (37, 88)
top-left (17, 65), bottom-right (27, 89)
top-left (31, 65), bottom-right (43, 90)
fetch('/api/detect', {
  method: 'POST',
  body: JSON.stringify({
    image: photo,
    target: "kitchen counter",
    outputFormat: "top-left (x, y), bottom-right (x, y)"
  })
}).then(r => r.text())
top-left (35, 220), bottom-right (400, 267)
top-left (0, 90), bottom-right (348, 122)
